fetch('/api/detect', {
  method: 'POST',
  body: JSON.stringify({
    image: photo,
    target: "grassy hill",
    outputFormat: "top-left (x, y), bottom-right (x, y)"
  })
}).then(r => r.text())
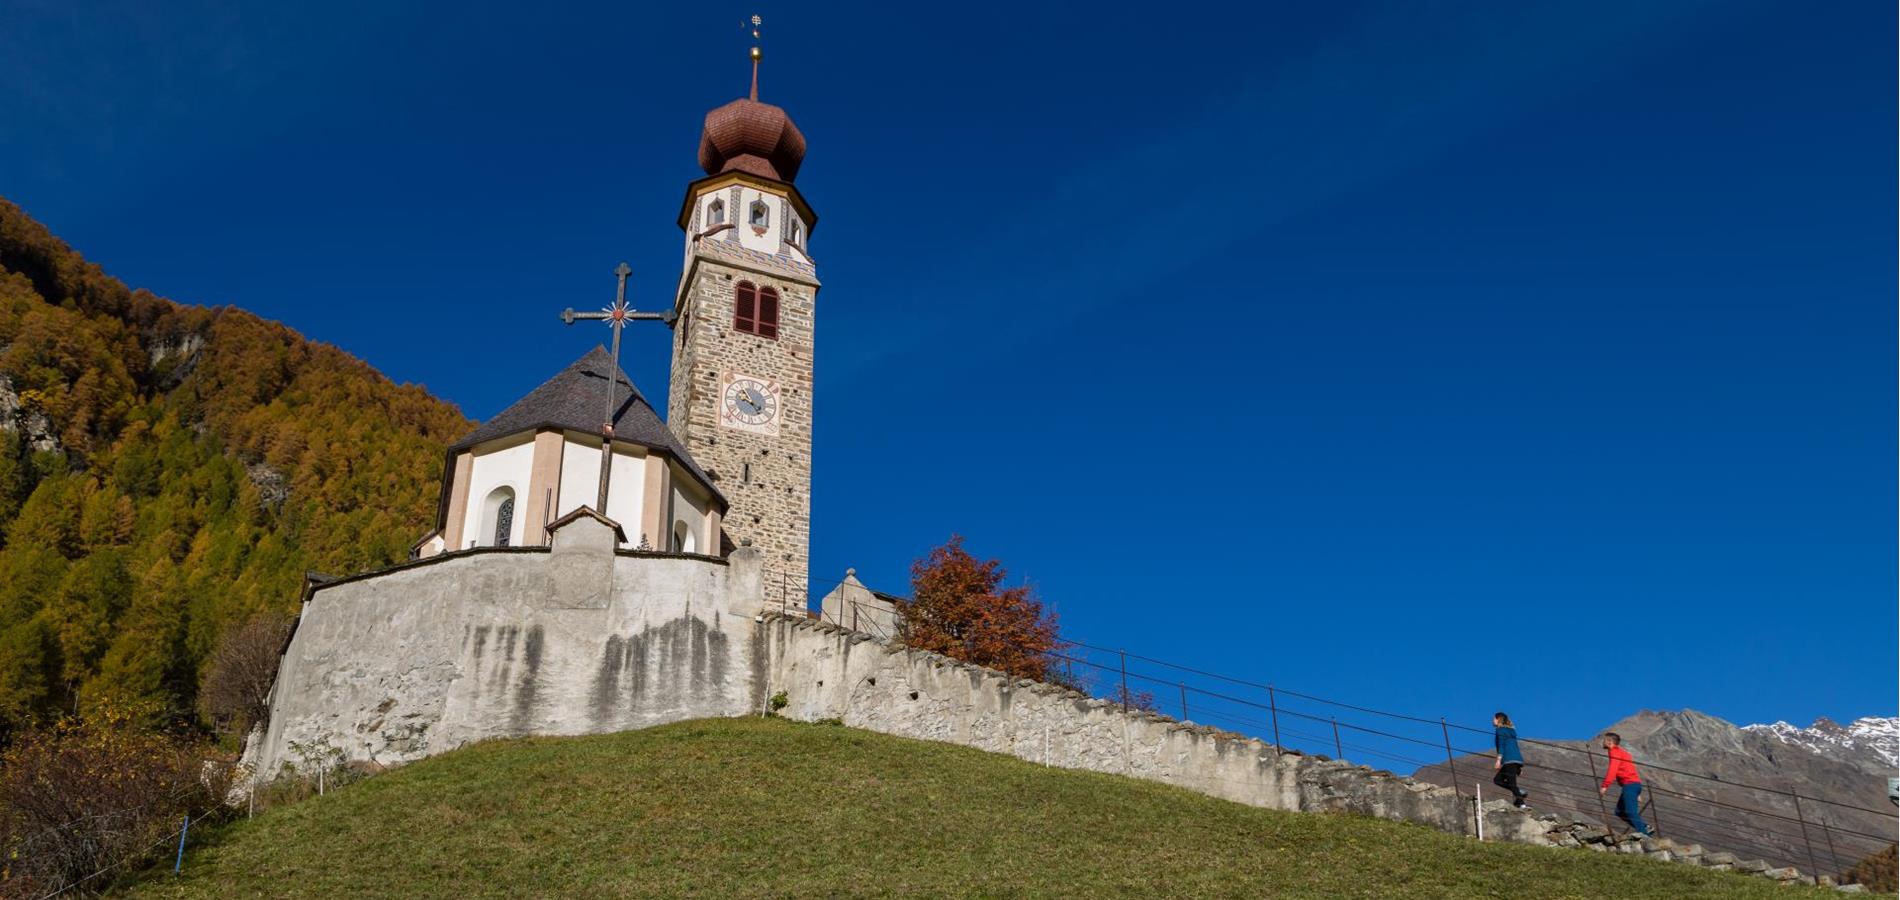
top-left (128, 718), bottom-right (1813, 899)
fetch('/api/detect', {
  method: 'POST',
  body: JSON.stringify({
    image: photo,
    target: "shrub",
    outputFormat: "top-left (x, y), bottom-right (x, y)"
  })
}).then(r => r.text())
top-left (1841, 843), bottom-right (1896, 893)
top-left (198, 612), bottom-right (293, 737)
top-left (0, 704), bottom-right (229, 896)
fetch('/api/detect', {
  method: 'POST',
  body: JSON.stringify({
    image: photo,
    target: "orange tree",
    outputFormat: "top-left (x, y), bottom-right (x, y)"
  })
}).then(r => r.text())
top-left (895, 536), bottom-right (1062, 682)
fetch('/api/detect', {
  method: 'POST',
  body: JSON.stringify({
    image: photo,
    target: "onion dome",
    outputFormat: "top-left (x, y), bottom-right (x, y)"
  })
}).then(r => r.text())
top-left (697, 97), bottom-right (806, 184)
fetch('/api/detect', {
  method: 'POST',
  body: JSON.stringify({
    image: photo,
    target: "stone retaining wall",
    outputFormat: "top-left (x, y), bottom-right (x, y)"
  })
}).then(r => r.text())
top-left (764, 614), bottom-right (1855, 890)
top-left (247, 519), bottom-right (768, 777)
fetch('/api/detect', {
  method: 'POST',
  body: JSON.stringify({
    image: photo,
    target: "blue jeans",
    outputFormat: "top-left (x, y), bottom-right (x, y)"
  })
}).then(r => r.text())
top-left (1615, 783), bottom-right (1649, 835)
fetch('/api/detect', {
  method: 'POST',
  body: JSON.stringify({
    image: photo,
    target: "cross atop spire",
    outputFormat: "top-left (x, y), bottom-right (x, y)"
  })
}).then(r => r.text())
top-left (748, 14), bottom-right (763, 101)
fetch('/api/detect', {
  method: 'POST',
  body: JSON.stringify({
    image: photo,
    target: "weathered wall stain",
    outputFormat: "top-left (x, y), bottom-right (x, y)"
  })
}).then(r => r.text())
top-left (511, 625), bottom-right (545, 733)
top-left (588, 617), bottom-right (731, 731)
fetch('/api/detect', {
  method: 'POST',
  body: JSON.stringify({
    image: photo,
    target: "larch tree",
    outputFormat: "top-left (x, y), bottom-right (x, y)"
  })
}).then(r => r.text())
top-left (895, 536), bottom-right (1063, 683)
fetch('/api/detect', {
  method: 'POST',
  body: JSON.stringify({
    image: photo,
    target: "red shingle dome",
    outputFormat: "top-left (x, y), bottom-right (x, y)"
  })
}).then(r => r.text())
top-left (697, 97), bottom-right (806, 184)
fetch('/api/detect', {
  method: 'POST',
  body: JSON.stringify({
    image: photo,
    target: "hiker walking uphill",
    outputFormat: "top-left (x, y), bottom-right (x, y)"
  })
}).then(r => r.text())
top-left (1492, 712), bottom-right (1529, 809)
top-left (1598, 732), bottom-right (1653, 837)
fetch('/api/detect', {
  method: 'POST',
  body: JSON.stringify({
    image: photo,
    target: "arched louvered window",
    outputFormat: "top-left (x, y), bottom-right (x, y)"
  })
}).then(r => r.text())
top-left (733, 281), bottom-right (780, 339)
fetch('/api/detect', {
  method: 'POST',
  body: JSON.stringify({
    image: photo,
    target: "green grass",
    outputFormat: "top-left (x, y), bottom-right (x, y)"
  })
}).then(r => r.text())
top-left (126, 718), bottom-right (1814, 898)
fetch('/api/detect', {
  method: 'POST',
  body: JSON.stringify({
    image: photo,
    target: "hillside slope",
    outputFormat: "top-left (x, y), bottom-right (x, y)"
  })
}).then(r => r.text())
top-left (0, 198), bottom-right (470, 732)
top-left (130, 718), bottom-right (1814, 899)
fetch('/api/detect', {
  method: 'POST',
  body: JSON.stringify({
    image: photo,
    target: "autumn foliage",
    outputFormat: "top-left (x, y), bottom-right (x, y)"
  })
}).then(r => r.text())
top-left (0, 198), bottom-right (471, 736)
top-left (895, 536), bottom-right (1063, 682)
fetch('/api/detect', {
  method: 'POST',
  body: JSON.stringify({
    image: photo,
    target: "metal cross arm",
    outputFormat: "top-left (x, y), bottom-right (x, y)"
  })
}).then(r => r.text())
top-left (560, 262), bottom-right (675, 516)
top-left (561, 307), bottom-right (676, 326)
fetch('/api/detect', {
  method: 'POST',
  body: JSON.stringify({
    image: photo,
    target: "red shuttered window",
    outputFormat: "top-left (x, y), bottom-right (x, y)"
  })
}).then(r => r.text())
top-left (734, 281), bottom-right (758, 332)
top-left (733, 281), bottom-right (780, 339)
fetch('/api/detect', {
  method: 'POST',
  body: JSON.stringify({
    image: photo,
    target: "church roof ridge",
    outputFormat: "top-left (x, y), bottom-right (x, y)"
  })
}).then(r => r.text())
top-left (447, 348), bottom-right (721, 506)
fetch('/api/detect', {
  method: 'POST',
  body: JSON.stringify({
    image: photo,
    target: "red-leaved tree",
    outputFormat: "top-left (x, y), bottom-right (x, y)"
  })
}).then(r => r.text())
top-left (896, 536), bottom-right (1062, 682)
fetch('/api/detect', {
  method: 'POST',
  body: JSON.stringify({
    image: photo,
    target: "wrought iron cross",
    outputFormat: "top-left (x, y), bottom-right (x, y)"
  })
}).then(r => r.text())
top-left (562, 263), bottom-right (674, 514)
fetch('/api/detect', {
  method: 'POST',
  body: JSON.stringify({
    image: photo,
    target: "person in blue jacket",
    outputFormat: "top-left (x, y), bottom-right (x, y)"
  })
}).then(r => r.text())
top-left (1492, 711), bottom-right (1529, 809)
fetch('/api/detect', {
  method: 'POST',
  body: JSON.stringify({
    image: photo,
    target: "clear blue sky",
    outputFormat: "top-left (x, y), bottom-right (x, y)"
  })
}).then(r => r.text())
top-left (3, 1), bottom-right (1892, 749)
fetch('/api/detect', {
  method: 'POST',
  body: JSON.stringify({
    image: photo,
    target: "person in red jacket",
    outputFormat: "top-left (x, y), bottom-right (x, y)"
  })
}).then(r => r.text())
top-left (1598, 732), bottom-right (1653, 837)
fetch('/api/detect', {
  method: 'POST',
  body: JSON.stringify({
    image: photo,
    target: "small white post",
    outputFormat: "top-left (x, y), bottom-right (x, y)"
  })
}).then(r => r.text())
top-left (1043, 726), bottom-right (1050, 767)
top-left (1475, 782), bottom-right (1484, 841)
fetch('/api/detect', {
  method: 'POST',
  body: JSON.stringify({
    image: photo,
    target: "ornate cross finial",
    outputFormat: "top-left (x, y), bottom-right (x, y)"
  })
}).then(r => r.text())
top-left (748, 14), bottom-right (763, 101)
top-left (561, 264), bottom-right (674, 515)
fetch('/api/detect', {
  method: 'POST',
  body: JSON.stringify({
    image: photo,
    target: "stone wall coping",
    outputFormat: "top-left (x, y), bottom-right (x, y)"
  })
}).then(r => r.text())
top-left (308, 546), bottom-right (731, 601)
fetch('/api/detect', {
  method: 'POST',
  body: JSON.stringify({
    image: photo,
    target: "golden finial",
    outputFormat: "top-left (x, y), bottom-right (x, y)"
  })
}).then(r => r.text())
top-left (747, 14), bottom-right (763, 100)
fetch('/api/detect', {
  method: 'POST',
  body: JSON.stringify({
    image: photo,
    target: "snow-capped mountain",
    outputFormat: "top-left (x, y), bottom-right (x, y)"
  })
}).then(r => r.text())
top-left (1743, 716), bottom-right (1898, 770)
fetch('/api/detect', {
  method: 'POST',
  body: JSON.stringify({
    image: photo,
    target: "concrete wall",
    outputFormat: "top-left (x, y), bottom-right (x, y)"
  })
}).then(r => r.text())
top-left (249, 525), bottom-right (768, 778)
top-left (762, 614), bottom-right (1553, 846)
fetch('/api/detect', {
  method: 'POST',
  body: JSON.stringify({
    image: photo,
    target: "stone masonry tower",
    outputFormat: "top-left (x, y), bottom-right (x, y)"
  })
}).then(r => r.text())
top-left (667, 40), bottom-right (817, 612)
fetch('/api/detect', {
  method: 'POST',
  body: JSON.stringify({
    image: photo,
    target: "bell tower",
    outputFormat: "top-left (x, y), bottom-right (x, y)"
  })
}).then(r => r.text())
top-left (667, 23), bottom-right (817, 612)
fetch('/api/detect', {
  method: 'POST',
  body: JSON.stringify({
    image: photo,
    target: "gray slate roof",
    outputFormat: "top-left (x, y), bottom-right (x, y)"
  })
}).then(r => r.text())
top-left (448, 347), bottom-right (720, 506)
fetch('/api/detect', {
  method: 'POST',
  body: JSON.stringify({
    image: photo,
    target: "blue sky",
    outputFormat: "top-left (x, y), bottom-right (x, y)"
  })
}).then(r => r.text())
top-left (2, 1), bottom-right (1892, 750)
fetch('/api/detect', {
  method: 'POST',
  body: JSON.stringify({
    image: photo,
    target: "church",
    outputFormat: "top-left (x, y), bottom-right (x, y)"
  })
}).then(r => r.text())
top-left (248, 41), bottom-right (827, 774)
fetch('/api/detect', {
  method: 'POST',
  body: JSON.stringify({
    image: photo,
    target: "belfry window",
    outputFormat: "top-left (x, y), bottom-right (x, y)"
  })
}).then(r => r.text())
top-left (748, 199), bottom-right (770, 233)
top-left (787, 218), bottom-right (802, 246)
top-left (707, 198), bottom-right (725, 226)
top-left (733, 281), bottom-right (780, 339)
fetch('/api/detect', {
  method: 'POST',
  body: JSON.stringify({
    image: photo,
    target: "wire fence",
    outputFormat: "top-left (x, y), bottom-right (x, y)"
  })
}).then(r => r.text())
top-left (810, 585), bottom-right (1899, 880)
top-left (6, 790), bottom-right (212, 900)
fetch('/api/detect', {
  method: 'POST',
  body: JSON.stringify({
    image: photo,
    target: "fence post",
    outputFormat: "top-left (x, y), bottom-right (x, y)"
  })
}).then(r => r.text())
top-left (1267, 685), bottom-right (1283, 756)
top-left (1476, 782), bottom-right (1485, 841)
top-left (1815, 806), bottom-right (1840, 879)
top-left (1439, 718), bottom-right (1463, 809)
top-left (1585, 748), bottom-right (1618, 838)
top-left (1330, 717), bottom-right (1343, 759)
top-left (1179, 683), bottom-right (1189, 722)
top-left (173, 814), bottom-right (191, 874)
top-left (1791, 793), bottom-right (1820, 878)
top-left (1118, 650), bottom-right (1129, 714)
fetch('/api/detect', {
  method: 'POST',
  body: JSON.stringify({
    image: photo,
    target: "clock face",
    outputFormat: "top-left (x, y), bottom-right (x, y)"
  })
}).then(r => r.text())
top-left (720, 373), bottom-right (780, 435)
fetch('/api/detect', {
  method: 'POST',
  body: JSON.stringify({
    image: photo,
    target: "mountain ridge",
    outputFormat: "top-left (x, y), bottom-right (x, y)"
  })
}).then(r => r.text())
top-left (1743, 716), bottom-right (1898, 770)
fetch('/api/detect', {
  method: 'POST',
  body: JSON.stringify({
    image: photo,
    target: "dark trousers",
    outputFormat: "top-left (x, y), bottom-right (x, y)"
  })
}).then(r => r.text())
top-left (1492, 762), bottom-right (1526, 801)
top-left (1614, 783), bottom-right (1650, 835)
